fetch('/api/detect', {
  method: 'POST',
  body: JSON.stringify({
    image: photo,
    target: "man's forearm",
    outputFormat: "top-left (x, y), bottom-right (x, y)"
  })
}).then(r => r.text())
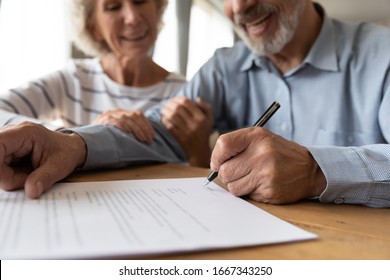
top-left (70, 123), bottom-right (187, 170)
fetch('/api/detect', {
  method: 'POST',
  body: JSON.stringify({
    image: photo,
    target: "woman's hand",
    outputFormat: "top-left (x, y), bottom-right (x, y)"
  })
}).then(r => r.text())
top-left (94, 109), bottom-right (155, 144)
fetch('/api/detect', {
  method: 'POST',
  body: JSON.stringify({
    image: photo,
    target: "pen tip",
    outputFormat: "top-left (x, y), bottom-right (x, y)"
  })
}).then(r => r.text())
top-left (202, 179), bottom-right (210, 187)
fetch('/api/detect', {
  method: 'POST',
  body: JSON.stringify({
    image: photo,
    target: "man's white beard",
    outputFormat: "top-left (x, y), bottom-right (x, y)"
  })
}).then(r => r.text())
top-left (233, 1), bottom-right (306, 56)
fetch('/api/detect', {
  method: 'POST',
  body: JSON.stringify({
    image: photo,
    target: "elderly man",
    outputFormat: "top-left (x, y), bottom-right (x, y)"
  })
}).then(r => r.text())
top-left (1, 0), bottom-right (390, 208)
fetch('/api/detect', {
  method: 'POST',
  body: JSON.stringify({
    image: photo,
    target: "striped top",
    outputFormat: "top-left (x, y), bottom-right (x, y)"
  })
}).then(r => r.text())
top-left (0, 58), bottom-right (186, 129)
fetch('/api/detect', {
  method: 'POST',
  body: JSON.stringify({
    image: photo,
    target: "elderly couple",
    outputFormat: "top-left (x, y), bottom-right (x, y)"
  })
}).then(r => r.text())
top-left (0, 0), bottom-right (389, 208)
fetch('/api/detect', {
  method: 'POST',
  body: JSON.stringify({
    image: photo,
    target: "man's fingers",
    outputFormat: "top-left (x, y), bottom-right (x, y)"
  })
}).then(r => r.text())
top-left (24, 162), bottom-right (72, 199)
top-left (161, 106), bottom-right (187, 129)
top-left (196, 97), bottom-right (213, 119)
top-left (225, 170), bottom-right (260, 198)
top-left (0, 165), bottom-right (28, 192)
top-left (24, 179), bottom-right (44, 199)
top-left (210, 130), bottom-right (248, 170)
top-left (210, 128), bottom-right (266, 171)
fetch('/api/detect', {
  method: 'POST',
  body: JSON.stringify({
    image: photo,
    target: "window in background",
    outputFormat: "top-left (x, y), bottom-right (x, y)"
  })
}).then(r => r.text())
top-left (153, 0), bottom-right (179, 76)
top-left (186, 0), bottom-right (233, 78)
top-left (0, 0), bottom-right (68, 92)
top-left (153, 0), bottom-right (234, 79)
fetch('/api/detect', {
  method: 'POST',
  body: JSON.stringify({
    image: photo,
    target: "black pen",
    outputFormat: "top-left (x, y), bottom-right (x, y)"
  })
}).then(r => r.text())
top-left (203, 101), bottom-right (281, 187)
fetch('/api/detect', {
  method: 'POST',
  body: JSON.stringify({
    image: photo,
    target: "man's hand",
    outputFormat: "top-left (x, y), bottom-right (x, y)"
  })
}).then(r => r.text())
top-left (0, 122), bottom-right (87, 198)
top-left (161, 96), bottom-right (213, 167)
top-left (94, 109), bottom-right (155, 144)
top-left (210, 127), bottom-right (326, 204)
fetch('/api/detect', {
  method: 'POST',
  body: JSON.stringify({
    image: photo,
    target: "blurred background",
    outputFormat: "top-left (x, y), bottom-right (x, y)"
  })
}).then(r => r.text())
top-left (0, 0), bottom-right (389, 92)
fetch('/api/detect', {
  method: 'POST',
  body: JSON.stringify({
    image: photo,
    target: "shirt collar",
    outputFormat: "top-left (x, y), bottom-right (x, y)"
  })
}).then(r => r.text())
top-left (240, 3), bottom-right (340, 73)
top-left (304, 4), bottom-right (339, 72)
top-left (240, 51), bottom-right (262, 72)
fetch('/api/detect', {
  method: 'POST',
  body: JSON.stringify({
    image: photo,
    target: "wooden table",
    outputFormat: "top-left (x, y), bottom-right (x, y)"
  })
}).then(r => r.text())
top-left (67, 163), bottom-right (390, 260)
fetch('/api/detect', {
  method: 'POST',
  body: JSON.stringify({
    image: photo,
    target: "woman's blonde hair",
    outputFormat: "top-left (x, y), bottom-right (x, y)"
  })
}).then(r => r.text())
top-left (67, 0), bottom-right (168, 57)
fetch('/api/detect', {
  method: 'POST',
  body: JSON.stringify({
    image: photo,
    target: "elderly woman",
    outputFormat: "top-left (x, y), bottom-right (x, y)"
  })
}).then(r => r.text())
top-left (0, 0), bottom-right (186, 144)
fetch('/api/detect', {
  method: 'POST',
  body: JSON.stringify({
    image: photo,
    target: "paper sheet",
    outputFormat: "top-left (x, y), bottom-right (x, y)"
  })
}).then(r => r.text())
top-left (0, 177), bottom-right (316, 259)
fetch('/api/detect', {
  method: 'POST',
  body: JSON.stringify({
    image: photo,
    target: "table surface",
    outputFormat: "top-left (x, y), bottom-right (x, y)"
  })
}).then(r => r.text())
top-left (66, 163), bottom-right (390, 260)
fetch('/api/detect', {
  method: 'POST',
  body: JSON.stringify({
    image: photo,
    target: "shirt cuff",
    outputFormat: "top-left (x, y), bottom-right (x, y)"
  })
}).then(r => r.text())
top-left (307, 146), bottom-right (372, 205)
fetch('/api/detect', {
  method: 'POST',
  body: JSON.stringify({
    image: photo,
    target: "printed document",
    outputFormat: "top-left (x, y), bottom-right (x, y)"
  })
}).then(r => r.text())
top-left (0, 177), bottom-right (316, 259)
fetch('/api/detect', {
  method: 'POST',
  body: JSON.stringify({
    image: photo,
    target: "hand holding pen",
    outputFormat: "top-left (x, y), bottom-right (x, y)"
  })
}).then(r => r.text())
top-left (203, 101), bottom-right (280, 186)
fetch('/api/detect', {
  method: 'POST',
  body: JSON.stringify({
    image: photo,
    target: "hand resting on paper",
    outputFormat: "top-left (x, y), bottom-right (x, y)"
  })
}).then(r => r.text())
top-left (0, 122), bottom-right (86, 198)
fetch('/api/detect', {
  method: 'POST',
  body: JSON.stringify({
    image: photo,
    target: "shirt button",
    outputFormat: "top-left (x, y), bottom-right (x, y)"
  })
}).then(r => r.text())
top-left (347, 136), bottom-right (354, 143)
top-left (334, 197), bottom-right (345, 204)
top-left (280, 122), bottom-right (288, 132)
